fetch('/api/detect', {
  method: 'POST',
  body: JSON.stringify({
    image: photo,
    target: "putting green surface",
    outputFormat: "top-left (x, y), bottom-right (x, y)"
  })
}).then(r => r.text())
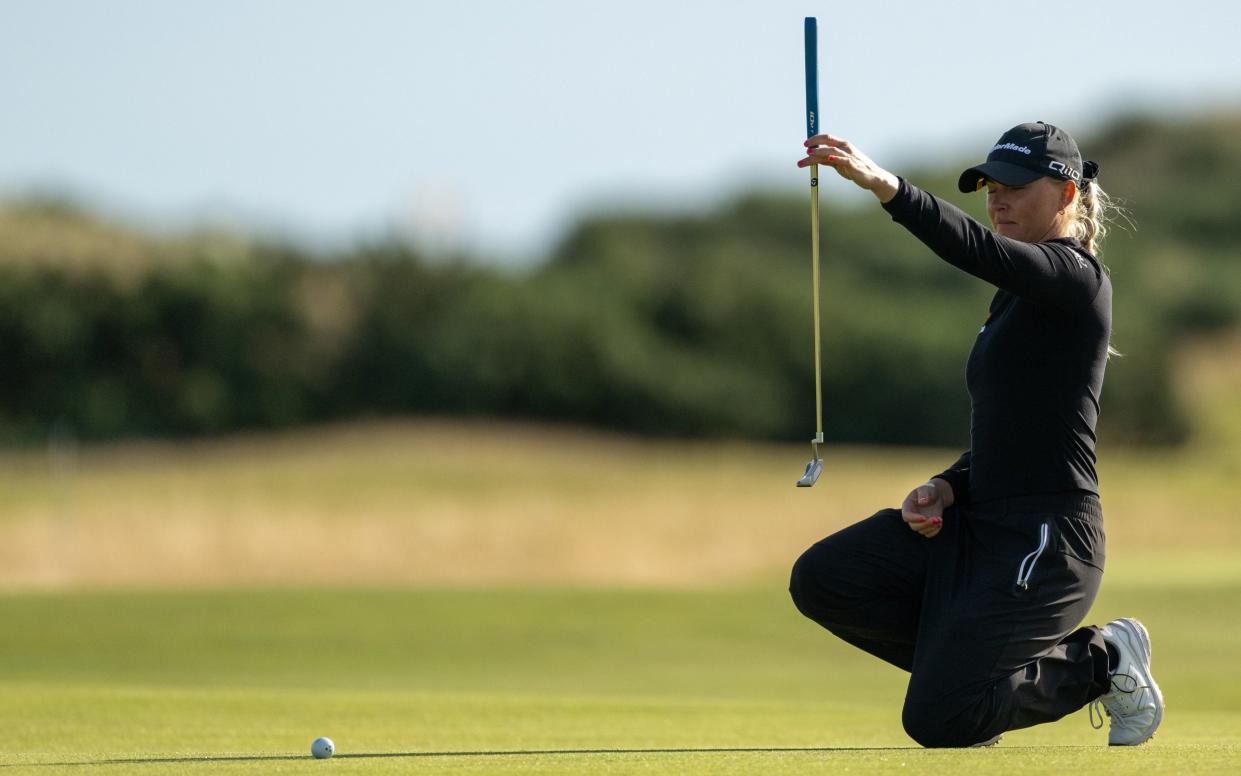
top-left (2, 559), bottom-right (1238, 774)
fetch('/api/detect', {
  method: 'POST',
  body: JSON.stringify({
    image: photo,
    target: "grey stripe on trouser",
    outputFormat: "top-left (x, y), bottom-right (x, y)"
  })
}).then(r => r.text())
top-left (789, 494), bottom-right (1112, 747)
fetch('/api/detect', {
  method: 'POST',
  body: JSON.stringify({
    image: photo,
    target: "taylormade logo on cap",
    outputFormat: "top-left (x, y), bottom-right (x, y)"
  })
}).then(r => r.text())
top-left (992, 142), bottom-right (1033, 155)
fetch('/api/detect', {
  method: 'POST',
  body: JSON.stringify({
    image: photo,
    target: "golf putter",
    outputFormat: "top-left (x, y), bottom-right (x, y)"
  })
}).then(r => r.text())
top-left (797, 433), bottom-right (824, 487)
top-left (797, 17), bottom-right (825, 488)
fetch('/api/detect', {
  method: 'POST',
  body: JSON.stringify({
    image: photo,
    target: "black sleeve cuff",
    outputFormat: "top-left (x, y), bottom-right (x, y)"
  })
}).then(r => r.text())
top-left (932, 468), bottom-right (971, 507)
top-left (880, 176), bottom-right (913, 218)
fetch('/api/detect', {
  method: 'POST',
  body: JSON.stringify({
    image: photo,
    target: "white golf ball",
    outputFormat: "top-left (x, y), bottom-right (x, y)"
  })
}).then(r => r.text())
top-left (311, 736), bottom-right (335, 759)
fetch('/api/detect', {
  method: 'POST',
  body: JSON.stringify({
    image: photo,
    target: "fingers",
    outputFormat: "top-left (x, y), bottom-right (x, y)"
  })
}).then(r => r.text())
top-left (915, 484), bottom-right (936, 505)
top-left (797, 145), bottom-right (853, 169)
top-left (797, 134), bottom-right (866, 175)
top-left (805, 145), bottom-right (849, 161)
top-left (901, 505), bottom-right (942, 527)
top-left (905, 514), bottom-right (943, 538)
top-left (798, 155), bottom-right (839, 169)
top-left (902, 512), bottom-right (942, 529)
top-left (901, 486), bottom-right (932, 514)
top-left (901, 485), bottom-right (943, 539)
top-left (804, 133), bottom-right (854, 150)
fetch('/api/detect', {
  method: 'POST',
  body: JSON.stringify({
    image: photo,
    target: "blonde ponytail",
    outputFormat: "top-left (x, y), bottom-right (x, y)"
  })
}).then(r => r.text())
top-left (1067, 180), bottom-right (1133, 360)
top-left (1068, 181), bottom-right (1129, 259)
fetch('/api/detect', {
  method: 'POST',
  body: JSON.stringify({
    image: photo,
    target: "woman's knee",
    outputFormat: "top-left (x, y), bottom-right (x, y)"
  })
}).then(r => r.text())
top-left (788, 543), bottom-right (822, 617)
top-left (788, 538), bottom-right (852, 621)
top-left (902, 701), bottom-right (992, 748)
top-left (902, 703), bottom-right (952, 748)
top-left (789, 508), bottom-right (912, 622)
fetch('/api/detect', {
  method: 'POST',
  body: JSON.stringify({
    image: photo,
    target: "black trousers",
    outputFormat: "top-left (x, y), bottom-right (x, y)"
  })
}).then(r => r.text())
top-left (789, 493), bottom-right (1113, 747)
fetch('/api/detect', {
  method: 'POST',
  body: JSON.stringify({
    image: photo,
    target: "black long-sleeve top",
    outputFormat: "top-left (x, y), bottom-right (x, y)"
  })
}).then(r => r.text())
top-left (880, 178), bottom-right (1112, 506)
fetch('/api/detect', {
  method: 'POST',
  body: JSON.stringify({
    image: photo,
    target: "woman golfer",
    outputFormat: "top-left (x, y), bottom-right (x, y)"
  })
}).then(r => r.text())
top-left (788, 122), bottom-right (1164, 747)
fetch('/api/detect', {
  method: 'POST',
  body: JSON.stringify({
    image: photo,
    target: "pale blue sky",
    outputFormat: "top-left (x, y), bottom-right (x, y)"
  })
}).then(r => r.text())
top-left (1, 0), bottom-right (1238, 261)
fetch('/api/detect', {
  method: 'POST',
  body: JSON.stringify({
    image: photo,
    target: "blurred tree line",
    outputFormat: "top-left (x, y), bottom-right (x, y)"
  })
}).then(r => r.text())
top-left (1, 112), bottom-right (1238, 447)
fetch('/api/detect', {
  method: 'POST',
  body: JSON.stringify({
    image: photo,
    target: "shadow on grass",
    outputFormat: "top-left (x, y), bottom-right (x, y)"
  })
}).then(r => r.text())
top-left (6, 746), bottom-right (923, 767)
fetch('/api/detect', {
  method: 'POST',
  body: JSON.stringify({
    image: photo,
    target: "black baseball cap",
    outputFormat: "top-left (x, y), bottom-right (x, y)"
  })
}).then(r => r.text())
top-left (957, 121), bottom-right (1099, 193)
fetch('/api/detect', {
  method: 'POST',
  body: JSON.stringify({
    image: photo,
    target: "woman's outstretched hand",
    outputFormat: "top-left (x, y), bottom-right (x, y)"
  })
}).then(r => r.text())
top-left (798, 133), bottom-right (901, 204)
top-left (900, 479), bottom-right (954, 539)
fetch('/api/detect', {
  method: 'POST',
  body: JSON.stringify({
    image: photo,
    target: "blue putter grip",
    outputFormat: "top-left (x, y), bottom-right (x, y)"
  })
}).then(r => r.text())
top-left (804, 17), bottom-right (819, 140)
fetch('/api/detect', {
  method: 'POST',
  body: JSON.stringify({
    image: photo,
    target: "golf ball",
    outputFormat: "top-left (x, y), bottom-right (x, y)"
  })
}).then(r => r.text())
top-left (311, 736), bottom-right (335, 759)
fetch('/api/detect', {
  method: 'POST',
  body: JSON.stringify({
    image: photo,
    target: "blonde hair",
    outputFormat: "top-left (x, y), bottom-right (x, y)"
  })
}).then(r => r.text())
top-left (1065, 180), bottom-right (1129, 259)
top-left (1065, 179), bottom-right (1133, 360)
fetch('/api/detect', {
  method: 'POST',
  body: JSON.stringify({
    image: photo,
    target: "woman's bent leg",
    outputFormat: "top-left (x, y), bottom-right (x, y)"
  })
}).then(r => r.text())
top-left (789, 507), bottom-right (937, 671)
top-left (901, 507), bottom-right (1112, 747)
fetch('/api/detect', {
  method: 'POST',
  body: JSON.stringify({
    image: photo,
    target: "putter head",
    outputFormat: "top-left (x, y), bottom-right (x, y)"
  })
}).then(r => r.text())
top-left (796, 457), bottom-right (823, 488)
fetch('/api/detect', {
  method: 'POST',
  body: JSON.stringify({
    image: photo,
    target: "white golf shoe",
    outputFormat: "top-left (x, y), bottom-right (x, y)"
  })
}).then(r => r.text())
top-left (1090, 618), bottom-right (1164, 746)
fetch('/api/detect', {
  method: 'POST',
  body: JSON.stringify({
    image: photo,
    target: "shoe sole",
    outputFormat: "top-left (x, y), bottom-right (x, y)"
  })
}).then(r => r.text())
top-left (1110, 618), bottom-right (1165, 746)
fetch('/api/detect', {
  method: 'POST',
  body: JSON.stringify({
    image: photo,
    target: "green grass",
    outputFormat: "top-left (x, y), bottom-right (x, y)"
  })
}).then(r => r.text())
top-left (1, 559), bottom-right (1239, 774)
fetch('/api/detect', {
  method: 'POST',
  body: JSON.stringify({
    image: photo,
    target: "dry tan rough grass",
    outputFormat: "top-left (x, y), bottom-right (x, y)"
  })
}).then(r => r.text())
top-left (2, 411), bottom-right (1239, 590)
top-left (0, 419), bottom-right (930, 588)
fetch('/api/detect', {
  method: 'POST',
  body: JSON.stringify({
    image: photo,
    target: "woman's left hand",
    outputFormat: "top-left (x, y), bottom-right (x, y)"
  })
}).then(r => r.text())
top-left (901, 481), bottom-right (946, 539)
top-left (798, 133), bottom-right (900, 204)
